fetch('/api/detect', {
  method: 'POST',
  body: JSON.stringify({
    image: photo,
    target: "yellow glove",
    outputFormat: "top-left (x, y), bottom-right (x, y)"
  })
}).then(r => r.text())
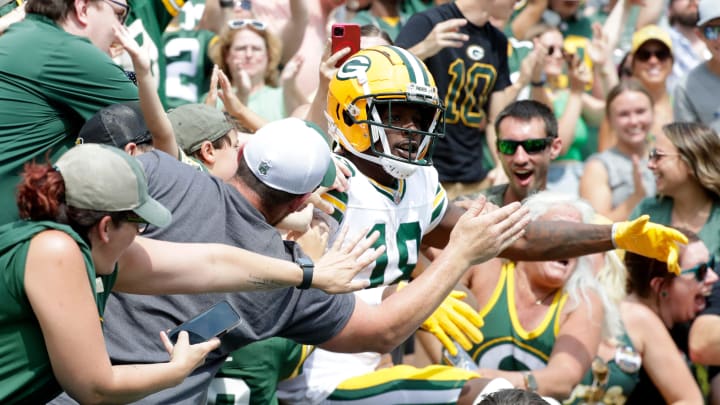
top-left (397, 281), bottom-right (484, 356)
top-left (612, 215), bottom-right (688, 275)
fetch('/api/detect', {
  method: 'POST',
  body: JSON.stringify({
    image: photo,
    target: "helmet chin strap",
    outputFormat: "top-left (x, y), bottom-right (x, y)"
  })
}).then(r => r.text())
top-left (330, 118), bottom-right (418, 179)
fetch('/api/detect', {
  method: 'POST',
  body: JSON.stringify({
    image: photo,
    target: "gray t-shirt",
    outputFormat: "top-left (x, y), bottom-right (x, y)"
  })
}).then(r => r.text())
top-left (587, 147), bottom-right (655, 209)
top-left (673, 62), bottom-right (720, 133)
top-left (51, 151), bottom-right (354, 404)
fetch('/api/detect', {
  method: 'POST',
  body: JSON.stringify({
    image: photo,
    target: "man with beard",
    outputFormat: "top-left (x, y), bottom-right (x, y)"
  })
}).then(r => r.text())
top-left (667, 0), bottom-right (710, 92)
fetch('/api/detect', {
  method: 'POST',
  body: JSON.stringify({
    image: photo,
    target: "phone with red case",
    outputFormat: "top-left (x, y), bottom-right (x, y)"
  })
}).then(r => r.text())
top-left (331, 23), bottom-right (361, 68)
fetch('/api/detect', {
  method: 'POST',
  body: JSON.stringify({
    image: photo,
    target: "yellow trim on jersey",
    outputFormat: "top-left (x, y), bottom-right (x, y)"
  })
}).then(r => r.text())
top-left (286, 345), bottom-right (315, 380)
top-left (479, 263), bottom-right (508, 318)
top-left (321, 193), bottom-right (347, 215)
top-left (161, 0), bottom-right (184, 17)
top-left (474, 336), bottom-right (550, 364)
top-left (507, 264), bottom-right (561, 341)
top-left (553, 294), bottom-right (569, 336)
top-left (432, 186), bottom-right (446, 211)
top-left (335, 365), bottom-right (480, 390)
top-left (367, 177), bottom-right (405, 201)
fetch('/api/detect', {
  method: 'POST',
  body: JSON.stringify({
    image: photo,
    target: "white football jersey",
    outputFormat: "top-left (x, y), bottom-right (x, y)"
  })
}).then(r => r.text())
top-left (320, 156), bottom-right (448, 288)
top-left (277, 156), bottom-right (449, 404)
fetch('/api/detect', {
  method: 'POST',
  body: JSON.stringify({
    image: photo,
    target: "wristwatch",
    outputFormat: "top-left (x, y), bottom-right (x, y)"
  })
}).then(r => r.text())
top-left (219, 0), bottom-right (233, 8)
top-left (523, 371), bottom-right (538, 392)
top-left (296, 256), bottom-right (314, 290)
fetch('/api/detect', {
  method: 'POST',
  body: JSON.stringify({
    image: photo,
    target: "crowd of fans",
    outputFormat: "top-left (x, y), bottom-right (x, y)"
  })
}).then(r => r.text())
top-left (1, 0), bottom-right (720, 404)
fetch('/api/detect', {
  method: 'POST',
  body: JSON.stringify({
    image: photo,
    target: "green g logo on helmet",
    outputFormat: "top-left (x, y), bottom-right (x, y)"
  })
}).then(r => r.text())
top-left (336, 55), bottom-right (371, 81)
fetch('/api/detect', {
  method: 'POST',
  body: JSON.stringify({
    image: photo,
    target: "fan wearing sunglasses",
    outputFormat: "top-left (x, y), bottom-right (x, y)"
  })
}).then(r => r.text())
top-left (208, 18), bottom-right (308, 122)
top-left (673, 0), bottom-right (720, 134)
top-left (469, 100), bottom-right (561, 207)
top-left (616, 229), bottom-right (716, 405)
top-left (629, 25), bottom-right (675, 140)
top-left (565, 229), bottom-right (711, 405)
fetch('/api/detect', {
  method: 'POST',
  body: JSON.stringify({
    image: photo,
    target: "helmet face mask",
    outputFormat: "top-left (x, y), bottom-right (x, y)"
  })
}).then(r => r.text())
top-left (327, 46), bottom-right (445, 179)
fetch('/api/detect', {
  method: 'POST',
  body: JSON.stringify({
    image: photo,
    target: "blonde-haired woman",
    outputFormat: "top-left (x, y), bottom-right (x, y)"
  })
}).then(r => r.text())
top-left (210, 19), bottom-right (307, 121)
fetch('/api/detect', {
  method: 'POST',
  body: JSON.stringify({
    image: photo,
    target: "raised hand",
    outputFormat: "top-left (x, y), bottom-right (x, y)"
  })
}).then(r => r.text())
top-left (112, 25), bottom-right (151, 75)
top-left (448, 197), bottom-right (531, 266)
top-left (612, 215), bottom-right (688, 274)
top-left (312, 227), bottom-right (386, 293)
top-left (411, 18), bottom-right (469, 60)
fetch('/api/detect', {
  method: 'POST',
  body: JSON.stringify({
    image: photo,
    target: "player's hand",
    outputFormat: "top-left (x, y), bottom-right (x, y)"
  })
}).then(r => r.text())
top-left (161, 330), bottom-right (220, 375)
top-left (448, 196), bottom-right (530, 266)
top-left (612, 215), bottom-right (688, 274)
top-left (312, 227), bottom-right (385, 293)
top-left (415, 287), bottom-right (484, 355)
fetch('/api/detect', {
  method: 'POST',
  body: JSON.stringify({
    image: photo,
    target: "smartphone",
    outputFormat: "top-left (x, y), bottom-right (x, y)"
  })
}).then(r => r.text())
top-left (331, 23), bottom-right (361, 68)
top-left (167, 300), bottom-right (242, 345)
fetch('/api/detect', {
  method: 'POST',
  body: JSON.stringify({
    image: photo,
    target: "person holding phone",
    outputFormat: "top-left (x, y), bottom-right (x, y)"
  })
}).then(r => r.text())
top-left (1, 143), bottom-right (379, 404)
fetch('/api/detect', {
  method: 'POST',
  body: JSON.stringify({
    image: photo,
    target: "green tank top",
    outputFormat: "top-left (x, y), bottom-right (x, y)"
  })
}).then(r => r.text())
top-left (469, 262), bottom-right (568, 371)
top-left (0, 221), bottom-right (117, 403)
top-left (564, 331), bottom-right (641, 404)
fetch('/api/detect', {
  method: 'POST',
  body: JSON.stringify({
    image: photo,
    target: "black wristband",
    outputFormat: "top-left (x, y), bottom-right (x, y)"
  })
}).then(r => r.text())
top-left (296, 256), bottom-right (314, 289)
top-left (530, 80), bottom-right (546, 87)
top-left (219, 0), bottom-right (233, 8)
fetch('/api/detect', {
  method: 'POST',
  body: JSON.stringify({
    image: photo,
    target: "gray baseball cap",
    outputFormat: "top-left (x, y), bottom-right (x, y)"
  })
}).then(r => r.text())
top-left (243, 118), bottom-right (336, 194)
top-left (54, 144), bottom-right (172, 227)
top-left (168, 104), bottom-right (234, 154)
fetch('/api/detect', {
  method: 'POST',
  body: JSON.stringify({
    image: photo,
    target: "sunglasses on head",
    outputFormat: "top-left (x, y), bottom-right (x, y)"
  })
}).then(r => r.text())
top-left (125, 213), bottom-right (149, 234)
top-left (227, 19), bottom-right (266, 31)
top-left (681, 256), bottom-right (715, 282)
top-left (497, 138), bottom-right (553, 155)
top-left (634, 47), bottom-right (672, 62)
top-left (703, 25), bottom-right (720, 41)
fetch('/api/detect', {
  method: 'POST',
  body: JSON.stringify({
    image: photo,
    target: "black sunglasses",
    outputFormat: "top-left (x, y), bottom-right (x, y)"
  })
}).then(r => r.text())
top-left (634, 47), bottom-right (672, 62)
top-left (497, 138), bottom-right (553, 155)
top-left (547, 45), bottom-right (565, 57)
top-left (681, 256), bottom-right (715, 282)
top-left (125, 213), bottom-right (149, 234)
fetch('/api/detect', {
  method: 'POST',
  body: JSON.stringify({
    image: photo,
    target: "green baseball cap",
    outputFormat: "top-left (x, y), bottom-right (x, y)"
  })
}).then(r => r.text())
top-left (168, 104), bottom-right (234, 154)
top-left (54, 144), bottom-right (172, 228)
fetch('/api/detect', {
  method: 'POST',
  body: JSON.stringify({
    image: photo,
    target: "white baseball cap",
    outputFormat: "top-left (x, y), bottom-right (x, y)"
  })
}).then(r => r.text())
top-left (698, 0), bottom-right (720, 27)
top-left (55, 144), bottom-right (172, 227)
top-left (243, 118), bottom-right (336, 194)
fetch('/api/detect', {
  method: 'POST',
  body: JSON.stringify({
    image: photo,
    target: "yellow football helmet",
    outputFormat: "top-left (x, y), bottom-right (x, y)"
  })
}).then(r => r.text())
top-left (326, 45), bottom-right (445, 179)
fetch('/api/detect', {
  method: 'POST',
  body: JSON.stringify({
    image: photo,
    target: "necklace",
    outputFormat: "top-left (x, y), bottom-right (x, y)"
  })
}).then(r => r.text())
top-left (535, 290), bottom-right (557, 305)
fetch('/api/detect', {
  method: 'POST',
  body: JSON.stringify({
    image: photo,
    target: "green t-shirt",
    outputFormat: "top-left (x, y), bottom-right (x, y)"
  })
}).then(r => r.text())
top-left (162, 28), bottom-right (217, 109)
top-left (249, 85), bottom-right (287, 122)
top-left (0, 221), bottom-right (117, 403)
top-left (0, 14), bottom-right (138, 226)
top-left (0, 0), bottom-right (20, 17)
top-left (630, 197), bottom-right (720, 260)
top-left (124, 0), bottom-right (185, 108)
